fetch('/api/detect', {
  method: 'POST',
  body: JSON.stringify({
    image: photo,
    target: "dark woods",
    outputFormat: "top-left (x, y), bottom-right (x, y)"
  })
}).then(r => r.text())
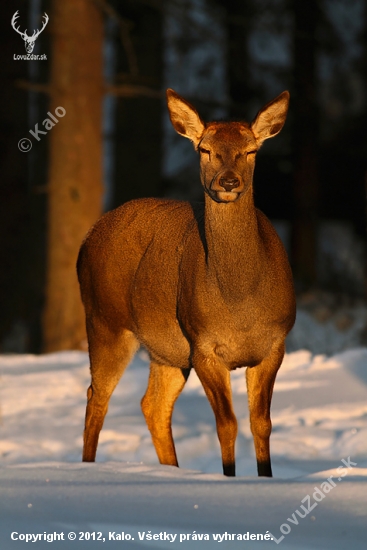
top-left (1, 0), bottom-right (366, 352)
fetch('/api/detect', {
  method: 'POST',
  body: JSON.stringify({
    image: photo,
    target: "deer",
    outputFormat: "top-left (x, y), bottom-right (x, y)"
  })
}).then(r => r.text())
top-left (78, 89), bottom-right (296, 477)
top-left (11, 11), bottom-right (49, 54)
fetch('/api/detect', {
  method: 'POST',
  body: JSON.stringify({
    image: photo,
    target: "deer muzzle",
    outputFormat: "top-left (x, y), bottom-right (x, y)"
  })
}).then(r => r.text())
top-left (210, 170), bottom-right (245, 202)
top-left (219, 177), bottom-right (240, 192)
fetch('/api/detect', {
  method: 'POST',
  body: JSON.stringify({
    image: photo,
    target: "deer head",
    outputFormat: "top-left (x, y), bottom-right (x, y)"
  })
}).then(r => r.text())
top-left (166, 89), bottom-right (290, 203)
top-left (11, 11), bottom-right (49, 54)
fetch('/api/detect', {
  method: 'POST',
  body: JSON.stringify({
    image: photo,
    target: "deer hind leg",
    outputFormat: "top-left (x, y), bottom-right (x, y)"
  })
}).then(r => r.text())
top-left (83, 325), bottom-right (139, 462)
top-left (246, 341), bottom-right (285, 477)
top-left (141, 363), bottom-right (190, 467)
top-left (192, 351), bottom-right (237, 477)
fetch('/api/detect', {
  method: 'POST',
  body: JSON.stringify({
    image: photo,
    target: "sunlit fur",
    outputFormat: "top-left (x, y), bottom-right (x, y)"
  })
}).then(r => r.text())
top-left (78, 89), bottom-right (296, 477)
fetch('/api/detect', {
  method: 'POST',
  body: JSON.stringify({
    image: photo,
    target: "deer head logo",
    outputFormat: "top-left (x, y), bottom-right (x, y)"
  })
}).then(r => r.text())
top-left (11, 11), bottom-right (49, 54)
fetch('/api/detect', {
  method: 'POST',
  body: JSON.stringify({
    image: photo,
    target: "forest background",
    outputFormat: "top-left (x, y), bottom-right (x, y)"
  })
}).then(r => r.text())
top-left (1, 0), bottom-right (366, 353)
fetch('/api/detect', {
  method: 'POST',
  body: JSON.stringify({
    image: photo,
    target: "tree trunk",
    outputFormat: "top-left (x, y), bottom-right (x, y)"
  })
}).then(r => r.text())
top-left (113, 1), bottom-right (163, 207)
top-left (363, 0), bottom-right (367, 299)
top-left (0, 0), bottom-right (29, 351)
top-left (219, 0), bottom-right (254, 119)
top-left (43, 0), bottom-right (103, 351)
top-left (291, 0), bottom-right (320, 288)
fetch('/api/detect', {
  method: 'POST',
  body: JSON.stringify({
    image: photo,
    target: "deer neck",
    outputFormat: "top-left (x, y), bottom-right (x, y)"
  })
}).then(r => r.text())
top-left (204, 188), bottom-right (262, 302)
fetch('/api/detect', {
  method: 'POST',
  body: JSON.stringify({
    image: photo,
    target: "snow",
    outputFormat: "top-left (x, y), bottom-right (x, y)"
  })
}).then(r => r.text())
top-left (1, 346), bottom-right (367, 548)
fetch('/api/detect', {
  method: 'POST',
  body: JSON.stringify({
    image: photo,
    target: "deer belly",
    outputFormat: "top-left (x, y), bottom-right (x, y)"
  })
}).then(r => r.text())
top-left (130, 267), bottom-right (191, 368)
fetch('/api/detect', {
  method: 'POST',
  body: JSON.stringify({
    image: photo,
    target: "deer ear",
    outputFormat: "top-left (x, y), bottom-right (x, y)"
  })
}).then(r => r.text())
top-left (166, 89), bottom-right (205, 149)
top-left (251, 91), bottom-right (290, 145)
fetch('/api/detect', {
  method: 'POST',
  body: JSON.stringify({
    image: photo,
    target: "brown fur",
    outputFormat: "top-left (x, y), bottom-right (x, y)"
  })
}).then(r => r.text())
top-left (78, 89), bottom-right (296, 476)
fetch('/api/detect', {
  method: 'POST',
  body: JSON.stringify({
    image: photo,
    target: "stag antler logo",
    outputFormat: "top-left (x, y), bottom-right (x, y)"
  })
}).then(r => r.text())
top-left (11, 10), bottom-right (49, 54)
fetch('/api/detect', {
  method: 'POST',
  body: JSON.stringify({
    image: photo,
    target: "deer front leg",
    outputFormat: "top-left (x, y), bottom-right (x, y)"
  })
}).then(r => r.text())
top-left (141, 363), bottom-right (190, 467)
top-left (246, 341), bottom-right (285, 477)
top-left (192, 351), bottom-right (237, 476)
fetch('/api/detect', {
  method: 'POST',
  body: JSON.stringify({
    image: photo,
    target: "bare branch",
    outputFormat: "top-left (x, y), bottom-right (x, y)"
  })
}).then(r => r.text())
top-left (106, 84), bottom-right (163, 98)
top-left (15, 80), bottom-right (246, 116)
top-left (91, 0), bottom-right (139, 76)
top-left (15, 79), bottom-right (51, 94)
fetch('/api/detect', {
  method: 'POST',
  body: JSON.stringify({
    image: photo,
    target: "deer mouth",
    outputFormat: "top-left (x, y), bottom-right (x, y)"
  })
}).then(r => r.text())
top-left (215, 190), bottom-right (240, 202)
top-left (206, 187), bottom-right (242, 203)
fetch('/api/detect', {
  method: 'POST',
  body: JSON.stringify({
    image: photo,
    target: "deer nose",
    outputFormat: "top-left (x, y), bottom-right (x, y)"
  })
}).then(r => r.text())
top-left (219, 177), bottom-right (240, 192)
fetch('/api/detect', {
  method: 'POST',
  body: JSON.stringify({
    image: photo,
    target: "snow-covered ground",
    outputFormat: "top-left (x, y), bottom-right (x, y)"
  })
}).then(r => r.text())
top-left (1, 344), bottom-right (367, 548)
